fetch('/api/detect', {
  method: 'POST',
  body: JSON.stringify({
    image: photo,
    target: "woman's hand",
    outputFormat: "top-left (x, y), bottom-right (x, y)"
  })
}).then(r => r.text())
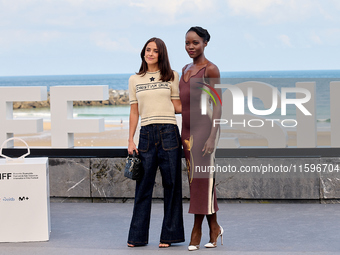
top-left (172, 99), bottom-right (182, 114)
top-left (128, 140), bottom-right (138, 155)
top-left (202, 136), bottom-right (215, 157)
top-left (128, 104), bottom-right (139, 155)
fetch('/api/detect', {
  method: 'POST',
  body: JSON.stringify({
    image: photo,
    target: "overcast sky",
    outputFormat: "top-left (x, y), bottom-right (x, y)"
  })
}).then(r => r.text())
top-left (1, 0), bottom-right (339, 76)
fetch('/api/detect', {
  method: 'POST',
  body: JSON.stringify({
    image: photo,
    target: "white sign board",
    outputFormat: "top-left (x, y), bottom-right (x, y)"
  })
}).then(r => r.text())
top-left (50, 85), bottom-right (109, 148)
top-left (0, 157), bottom-right (50, 242)
top-left (0, 86), bottom-right (47, 148)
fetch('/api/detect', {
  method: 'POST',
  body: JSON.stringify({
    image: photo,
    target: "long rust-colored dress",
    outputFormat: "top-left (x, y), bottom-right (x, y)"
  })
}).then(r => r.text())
top-left (179, 66), bottom-right (219, 215)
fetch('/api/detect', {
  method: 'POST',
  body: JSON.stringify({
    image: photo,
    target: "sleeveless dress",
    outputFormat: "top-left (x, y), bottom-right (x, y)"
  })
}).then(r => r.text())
top-left (179, 66), bottom-right (219, 215)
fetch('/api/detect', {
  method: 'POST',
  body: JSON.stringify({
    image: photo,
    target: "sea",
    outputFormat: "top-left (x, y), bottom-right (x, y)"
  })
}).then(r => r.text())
top-left (1, 70), bottom-right (340, 129)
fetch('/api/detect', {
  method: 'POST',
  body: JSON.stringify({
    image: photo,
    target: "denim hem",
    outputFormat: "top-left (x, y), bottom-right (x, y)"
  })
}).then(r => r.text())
top-left (127, 240), bottom-right (148, 246)
top-left (159, 238), bottom-right (185, 244)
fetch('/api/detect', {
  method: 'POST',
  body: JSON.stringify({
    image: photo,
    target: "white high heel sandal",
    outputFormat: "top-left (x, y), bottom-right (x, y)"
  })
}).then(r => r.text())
top-left (188, 244), bottom-right (200, 251)
top-left (188, 232), bottom-right (202, 251)
top-left (204, 226), bottom-right (224, 248)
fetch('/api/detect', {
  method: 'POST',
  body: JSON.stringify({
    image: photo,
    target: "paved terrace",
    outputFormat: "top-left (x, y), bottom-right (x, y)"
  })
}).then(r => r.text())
top-left (1, 202), bottom-right (340, 255)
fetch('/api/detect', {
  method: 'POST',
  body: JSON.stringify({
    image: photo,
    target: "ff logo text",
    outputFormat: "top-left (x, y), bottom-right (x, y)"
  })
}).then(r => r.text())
top-left (0, 173), bottom-right (12, 180)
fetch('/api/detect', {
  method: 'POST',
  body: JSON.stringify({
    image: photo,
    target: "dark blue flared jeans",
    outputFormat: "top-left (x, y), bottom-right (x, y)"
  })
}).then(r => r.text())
top-left (127, 124), bottom-right (185, 245)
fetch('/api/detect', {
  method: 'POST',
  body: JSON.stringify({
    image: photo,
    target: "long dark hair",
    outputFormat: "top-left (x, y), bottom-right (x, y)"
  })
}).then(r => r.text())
top-left (137, 37), bottom-right (174, 82)
top-left (187, 26), bottom-right (210, 43)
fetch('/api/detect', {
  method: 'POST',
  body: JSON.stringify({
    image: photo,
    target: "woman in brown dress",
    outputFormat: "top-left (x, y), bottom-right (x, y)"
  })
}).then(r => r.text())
top-left (179, 26), bottom-right (223, 251)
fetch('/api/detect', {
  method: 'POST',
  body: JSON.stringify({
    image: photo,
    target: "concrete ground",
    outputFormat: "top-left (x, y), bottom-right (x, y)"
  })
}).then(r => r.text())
top-left (1, 202), bottom-right (340, 255)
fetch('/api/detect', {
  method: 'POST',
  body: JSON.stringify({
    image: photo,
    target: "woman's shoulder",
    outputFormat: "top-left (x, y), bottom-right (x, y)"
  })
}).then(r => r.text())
top-left (172, 70), bottom-right (179, 79)
top-left (129, 73), bottom-right (142, 82)
top-left (205, 61), bottom-right (220, 78)
top-left (181, 63), bottom-right (191, 74)
top-left (206, 61), bottom-right (219, 72)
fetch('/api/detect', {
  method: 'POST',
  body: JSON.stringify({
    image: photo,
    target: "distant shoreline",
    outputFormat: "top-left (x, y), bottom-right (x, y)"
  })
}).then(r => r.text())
top-left (13, 89), bottom-right (129, 109)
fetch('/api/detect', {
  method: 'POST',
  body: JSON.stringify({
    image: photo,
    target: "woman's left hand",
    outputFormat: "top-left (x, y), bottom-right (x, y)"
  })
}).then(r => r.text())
top-left (202, 137), bottom-right (215, 157)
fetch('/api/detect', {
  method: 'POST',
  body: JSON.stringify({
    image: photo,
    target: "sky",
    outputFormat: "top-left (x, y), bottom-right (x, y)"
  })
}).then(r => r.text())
top-left (0, 0), bottom-right (339, 76)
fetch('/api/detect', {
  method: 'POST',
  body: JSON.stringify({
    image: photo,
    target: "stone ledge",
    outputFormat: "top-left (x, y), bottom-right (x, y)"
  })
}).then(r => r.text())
top-left (48, 157), bottom-right (340, 201)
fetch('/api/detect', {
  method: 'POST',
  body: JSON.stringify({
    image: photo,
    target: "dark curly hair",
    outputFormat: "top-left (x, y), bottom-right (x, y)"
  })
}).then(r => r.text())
top-left (187, 26), bottom-right (210, 42)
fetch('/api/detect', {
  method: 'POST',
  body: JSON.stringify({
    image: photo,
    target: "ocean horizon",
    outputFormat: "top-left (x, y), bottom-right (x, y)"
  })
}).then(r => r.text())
top-left (1, 69), bottom-right (340, 90)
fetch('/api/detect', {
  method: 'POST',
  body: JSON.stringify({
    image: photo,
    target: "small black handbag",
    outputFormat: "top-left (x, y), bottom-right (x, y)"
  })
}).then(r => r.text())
top-left (124, 151), bottom-right (144, 181)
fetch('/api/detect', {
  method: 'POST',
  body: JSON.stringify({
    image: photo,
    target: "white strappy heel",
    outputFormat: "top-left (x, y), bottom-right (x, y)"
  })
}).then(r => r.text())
top-left (204, 226), bottom-right (224, 248)
top-left (188, 244), bottom-right (200, 251)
